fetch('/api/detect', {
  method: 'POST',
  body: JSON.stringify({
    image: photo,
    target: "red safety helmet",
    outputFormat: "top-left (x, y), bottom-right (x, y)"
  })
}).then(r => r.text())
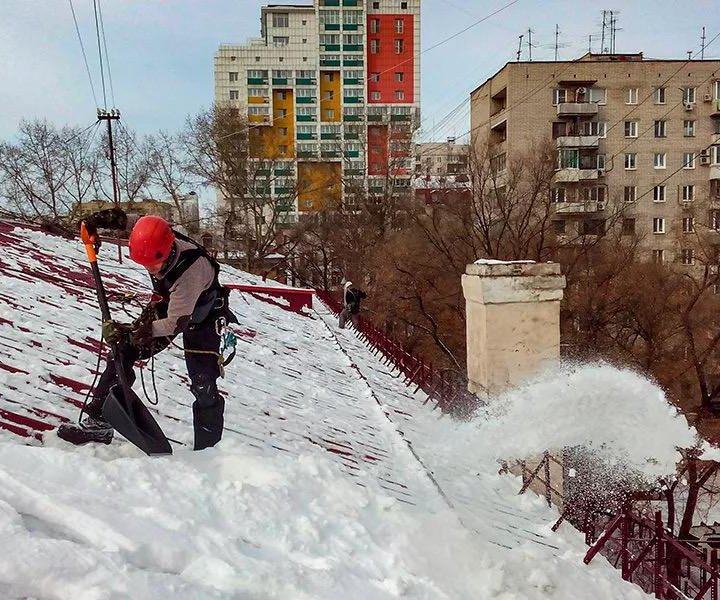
top-left (128, 216), bottom-right (176, 267)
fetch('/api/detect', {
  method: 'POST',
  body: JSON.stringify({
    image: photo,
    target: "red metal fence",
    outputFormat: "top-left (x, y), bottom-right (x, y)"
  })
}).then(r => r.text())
top-left (315, 290), bottom-right (479, 416)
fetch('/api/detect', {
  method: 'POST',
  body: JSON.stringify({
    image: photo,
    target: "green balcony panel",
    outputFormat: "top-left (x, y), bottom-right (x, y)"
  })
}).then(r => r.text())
top-left (367, 114), bottom-right (382, 121)
top-left (344, 150), bottom-right (360, 158)
top-left (274, 169), bottom-right (293, 176)
top-left (342, 0), bottom-right (358, 5)
top-left (296, 133), bottom-right (316, 140)
top-left (323, 44), bottom-right (341, 51)
top-left (343, 44), bottom-right (363, 52)
top-left (296, 97), bottom-right (316, 104)
top-left (297, 115), bottom-right (316, 122)
top-left (272, 78), bottom-right (288, 85)
top-left (320, 59), bottom-right (341, 67)
top-left (297, 151), bottom-right (315, 158)
top-left (247, 77), bottom-right (267, 85)
top-left (344, 132), bottom-right (360, 139)
top-left (321, 151), bottom-right (341, 158)
top-left (324, 23), bottom-right (341, 31)
top-left (343, 114), bottom-right (361, 122)
top-left (344, 97), bottom-right (362, 104)
top-left (390, 114), bottom-right (411, 121)
top-left (296, 78), bottom-right (315, 85)
top-left (343, 78), bottom-right (360, 85)
top-left (344, 168), bottom-right (364, 175)
top-left (320, 133), bottom-right (340, 140)
top-left (321, 0), bottom-right (340, 5)
top-left (256, 169), bottom-right (271, 175)
top-left (343, 59), bottom-right (363, 66)
top-left (274, 188), bottom-right (293, 195)
top-left (343, 23), bottom-right (359, 31)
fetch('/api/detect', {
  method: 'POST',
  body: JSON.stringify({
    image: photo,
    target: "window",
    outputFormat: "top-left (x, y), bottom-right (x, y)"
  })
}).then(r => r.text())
top-left (323, 73), bottom-right (334, 83)
top-left (278, 144), bottom-right (289, 155)
top-left (655, 87), bottom-right (666, 104)
top-left (296, 107), bottom-right (316, 118)
top-left (624, 121), bottom-right (637, 138)
top-left (229, 90), bottom-right (239, 100)
top-left (682, 185), bottom-right (695, 201)
top-left (588, 87), bottom-right (606, 104)
top-left (343, 11), bottom-right (363, 25)
top-left (272, 69), bottom-right (291, 79)
top-left (554, 188), bottom-right (567, 203)
top-left (683, 152), bottom-right (696, 169)
top-left (597, 154), bottom-right (606, 170)
top-left (395, 90), bottom-right (405, 100)
top-left (395, 39), bottom-right (404, 54)
top-left (248, 69), bottom-right (267, 79)
top-left (344, 70), bottom-right (363, 80)
top-left (248, 106), bottom-right (269, 116)
top-left (395, 19), bottom-right (404, 33)
top-left (247, 88), bottom-right (265, 98)
top-left (255, 56), bottom-right (261, 62)
top-left (395, 71), bottom-right (404, 83)
top-left (371, 91), bottom-right (381, 100)
top-left (653, 249), bottom-right (665, 263)
top-left (296, 69), bottom-right (315, 79)
top-left (713, 146), bottom-right (720, 165)
top-left (278, 127), bottom-right (288, 136)
top-left (343, 34), bottom-right (363, 45)
top-left (654, 153), bottom-right (666, 169)
top-left (370, 18), bottom-right (380, 33)
top-left (296, 88), bottom-right (315, 97)
top-left (276, 108), bottom-right (288, 117)
top-left (278, 91), bottom-right (288, 100)
top-left (712, 210), bottom-right (720, 230)
top-left (716, 81), bottom-right (720, 100)
top-left (302, 38), bottom-right (307, 44)
top-left (624, 186), bottom-right (637, 203)
top-left (370, 72), bottom-right (380, 82)
top-left (626, 88), bottom-right (638, 104)
top-left (229, 72), bottom-right (238, 82)
top-left (654, 120), bottom-right (666, 138)
top-left (319, 10), bottom-right (340, 24)
top-left (320, 34), bottom-right (340, 45)
top-left (401, 1), bottom-right (408, 7)
top-left (372, 1), bottom-right (380, 8)
top-left (273, 36), bottom-right (289, 47)
top-left (344, 88), bottom-right (362, 98)
top-left (681, 249), bottom-right (695, 265)
top-left (682, 87), bottom-right (696, 104)
top-left (622, 218), bottom-right (636, 235)
top-left (653, 217), bottom-right (665, 234)
top-left (296, 125), bottom-right (315, 135)
top-left (683, 217), bottom-right (695, 233)
top-left (581, 219), bottom-right (605, 236)
top-left (323, 90), bottom-right (334, 100)
top-left (684, 120), bottom-right (696, 137)
top-left (370, 39), bottom-right (380, 54)
top-left (653, 185), bottom-right (666, 202)
top-left (323, 109), bottom-right (336, 120)
top-left (625, 153), bottom-right (637, 170)
top-left (272, 12), bottom-right (289, 27)
top-left (553, 88), bottom-right (568, 105)
top-left (553, 220), bottom-right (566, 234)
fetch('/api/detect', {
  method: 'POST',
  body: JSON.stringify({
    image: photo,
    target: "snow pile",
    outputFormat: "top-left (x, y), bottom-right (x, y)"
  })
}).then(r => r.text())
top-left (473, 258), bottom-right (536, 265)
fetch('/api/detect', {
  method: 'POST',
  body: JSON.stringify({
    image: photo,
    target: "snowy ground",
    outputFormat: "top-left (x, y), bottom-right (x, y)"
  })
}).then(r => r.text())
top-left (0, 222), bottom-right (674, 599)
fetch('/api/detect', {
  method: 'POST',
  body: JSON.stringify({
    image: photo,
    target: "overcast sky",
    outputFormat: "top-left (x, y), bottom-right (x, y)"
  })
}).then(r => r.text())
top-left (0, 0), bottom-right (718, 143)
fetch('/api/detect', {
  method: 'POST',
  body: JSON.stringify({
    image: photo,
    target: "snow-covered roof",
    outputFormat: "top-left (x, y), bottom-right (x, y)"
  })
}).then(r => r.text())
top-left (0, 221), bottom-right (656, 598)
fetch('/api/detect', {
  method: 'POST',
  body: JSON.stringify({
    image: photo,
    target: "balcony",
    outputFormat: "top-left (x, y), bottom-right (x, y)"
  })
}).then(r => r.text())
top-left (710, 165), bottom-right (720, 181)
top-left (555, 135), bottom-right (600, 148)
top-left (556, 103), bottom-right (599, 117)
top-left (296, 78), bottom-right (316, 86)
top-left (272, 78), bottom-right (288, 86)
top-left (343, 58), bottom-right (363, 67)
top-left (320, 58), bottom-right (341, 67)
top-left (553, 169), bottom-right (600, 183)
top-left (555, 201), bottom-right (605, 214)
top-left (711, 99), bottom-right (720, 118)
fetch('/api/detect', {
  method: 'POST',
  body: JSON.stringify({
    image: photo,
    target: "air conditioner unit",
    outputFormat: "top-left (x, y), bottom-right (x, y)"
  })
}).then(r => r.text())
top-left (684, 101), bottom-right (695, 111)
top-left (597, 200), bottom-right (606, 211)
top-left (597, 167), bottom-right (606, 176)
top-left (704, 93), bottom-right (713, 103)
top-left (700, 154), bottom-right (711, 166)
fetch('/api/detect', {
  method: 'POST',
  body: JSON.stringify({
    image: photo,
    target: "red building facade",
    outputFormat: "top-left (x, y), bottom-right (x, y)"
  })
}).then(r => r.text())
top-left (366, 14), bottom-right (415, 104)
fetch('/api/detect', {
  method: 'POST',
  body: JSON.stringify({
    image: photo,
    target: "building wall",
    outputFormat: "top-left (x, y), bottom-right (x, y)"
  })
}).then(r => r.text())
top-left (298, 162), bottom-right (342, 212)
top-left (470, 54), bottom-right (720, 264)
top-left (319, 70), bottom-right (341, 122)
top-left (366, 14), bottom-right (415, 104)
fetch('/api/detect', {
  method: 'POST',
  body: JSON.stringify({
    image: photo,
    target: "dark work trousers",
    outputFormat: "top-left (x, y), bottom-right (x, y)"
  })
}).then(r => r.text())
top-left (86, 317), bottom-right (225, 451)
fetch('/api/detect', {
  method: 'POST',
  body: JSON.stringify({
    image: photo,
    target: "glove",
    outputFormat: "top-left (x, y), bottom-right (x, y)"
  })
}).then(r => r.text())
top-left (130, 318), bottom-right (154, 346)
top-left (101, 320), bottom-right (131, 344)
top-left (82, 209), bottom-right (128, 251)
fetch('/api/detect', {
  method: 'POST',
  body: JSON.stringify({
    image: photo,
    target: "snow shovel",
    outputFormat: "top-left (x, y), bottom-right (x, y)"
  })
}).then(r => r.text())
top-left (80, 222), bottom-right (172, 456)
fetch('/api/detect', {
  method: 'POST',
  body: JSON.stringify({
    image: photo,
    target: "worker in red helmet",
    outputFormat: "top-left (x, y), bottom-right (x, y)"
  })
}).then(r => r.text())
top-left (68, 208), bottom-right (235, 450)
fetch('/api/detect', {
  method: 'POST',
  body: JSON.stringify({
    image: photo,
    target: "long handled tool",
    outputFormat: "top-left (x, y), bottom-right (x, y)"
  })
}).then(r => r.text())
top-left (79, 223), bottom-right (172, 455)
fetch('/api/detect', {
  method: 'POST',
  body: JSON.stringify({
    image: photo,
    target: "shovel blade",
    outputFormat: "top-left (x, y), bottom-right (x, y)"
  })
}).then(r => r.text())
top-left (102, 384), bottom-right (172, 455)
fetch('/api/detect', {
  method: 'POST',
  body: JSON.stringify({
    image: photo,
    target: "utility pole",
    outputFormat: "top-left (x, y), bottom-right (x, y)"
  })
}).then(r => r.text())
top-left (555, 24), bottom-right (560, 61)
top-left (701, 26), bottom-right (706, 60)
top-left (600, 10), bottom-right (606, 54)
top-left (517, 34), bottom-right (523, 61)
top-left (97, 108), bottom-right (122, 263)
top-left (588, 34), bottom-right (593, 53)
top-left (527, 28), bottom-right (533, 62)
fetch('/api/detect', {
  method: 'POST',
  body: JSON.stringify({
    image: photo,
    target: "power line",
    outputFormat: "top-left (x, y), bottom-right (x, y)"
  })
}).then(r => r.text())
top-left (92, 0), bottom-right (107, 109)
top-left (96, 0), bottom-right (116, 107)
top-left (67, 0), bottom-right (98, 108)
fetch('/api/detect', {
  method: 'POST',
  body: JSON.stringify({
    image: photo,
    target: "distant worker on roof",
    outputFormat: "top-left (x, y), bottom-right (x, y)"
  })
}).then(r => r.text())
top-left (339, 280), bottom-right (366, 330)
top-left (60, 209), bottom-right (237, 450)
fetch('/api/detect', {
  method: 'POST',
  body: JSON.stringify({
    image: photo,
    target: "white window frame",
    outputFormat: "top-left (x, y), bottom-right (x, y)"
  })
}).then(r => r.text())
top-left (343, 10), bottom-right (363, 25)
top-left (653, 217), bottom-right (666, 234)
top-left (624, 186), bottom-right (637, 203)
top-left (370, 18), bottom-right (380, 33)
top-left (625, 153), bottom-right (637, 170)
top-left (716, 81), bottom-right (720, 100)
top-left (626, 88), bottom-right (638, 104)
top-left (653, 185), bottom-right (666, 203)
top-left (684, 120), bottom-right (696, 137)
top-left (248, 88), bottom-right (266, 98)
top-left (272, 12), bottom-right (289, 27)
top-left (681, 248), bottom-right (695, 265)
top-left (395, 90), bottom-right (405, 100)
top-left (229, 90), bottom-right (239, 100)
top-left (552, 88), bottom-right (568, 105)
top-left (370, 91), bottom-right (381, 100)
top-left (683, 217), bottom-right (695, 233)
top-left (395, 71), bottom-right (405, 83)
top-left (683, 152), bottom-right (696, 169)
top-left (655, 87), bottom-right (666, 104)
top-left (395, 39), bottom-right (404, 54)
top-left (653, 249), bottom-right (665, 263)
top-left (554, 188), bottom-right (567, 203)
top-left (229, 72), bottom-right (239, 82)
top-left (683, 87), bottom-right (696, 104)
top-left (272, 36), bottom-right (289, 47)
top-left (654, 120), bottom-right (666, 138)
top-left (624, 121), bottom-right (638, 138)
top-left (395, 19), bottom-right (404, 33)
top-left (370, 39), bottom-right (380, 54)
top-left (319, 10), bottom-right (340, 25)
top-left (588, 87), bottom-right (606, 104)
top-left (682, 185), bottom-right (695, 201)
top-left (654, 153), bottom-right (666, 169)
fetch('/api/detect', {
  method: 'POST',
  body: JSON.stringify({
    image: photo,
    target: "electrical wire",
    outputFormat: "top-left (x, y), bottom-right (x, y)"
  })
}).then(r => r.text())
top-left (68, 0), bottom-right (99, 108)
top-left (92, 0), bottom-right (108, 109)
top-left (96, 0), bottom-right (116, 107)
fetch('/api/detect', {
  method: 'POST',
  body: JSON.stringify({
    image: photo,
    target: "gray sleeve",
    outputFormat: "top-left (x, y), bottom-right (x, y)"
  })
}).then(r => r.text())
top-left (151, 258), bottom-right (216, 337)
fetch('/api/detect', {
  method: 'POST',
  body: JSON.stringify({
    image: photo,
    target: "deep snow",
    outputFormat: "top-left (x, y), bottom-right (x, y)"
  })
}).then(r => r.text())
top-left (0, 222), bottom-right (694, 598)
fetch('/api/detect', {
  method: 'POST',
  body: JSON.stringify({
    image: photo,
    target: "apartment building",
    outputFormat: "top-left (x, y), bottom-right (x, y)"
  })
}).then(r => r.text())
top-left (470, 53), bottom-right (720, 265)
top-left (414, 138), bottom-right (469, 177)
top-left (214, 0), bottom-right (420, 222)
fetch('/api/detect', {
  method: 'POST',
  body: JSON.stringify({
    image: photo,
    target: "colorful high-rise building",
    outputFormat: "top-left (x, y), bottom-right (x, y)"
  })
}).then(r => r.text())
top-left (214, 1), bottom-right (421, 221)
